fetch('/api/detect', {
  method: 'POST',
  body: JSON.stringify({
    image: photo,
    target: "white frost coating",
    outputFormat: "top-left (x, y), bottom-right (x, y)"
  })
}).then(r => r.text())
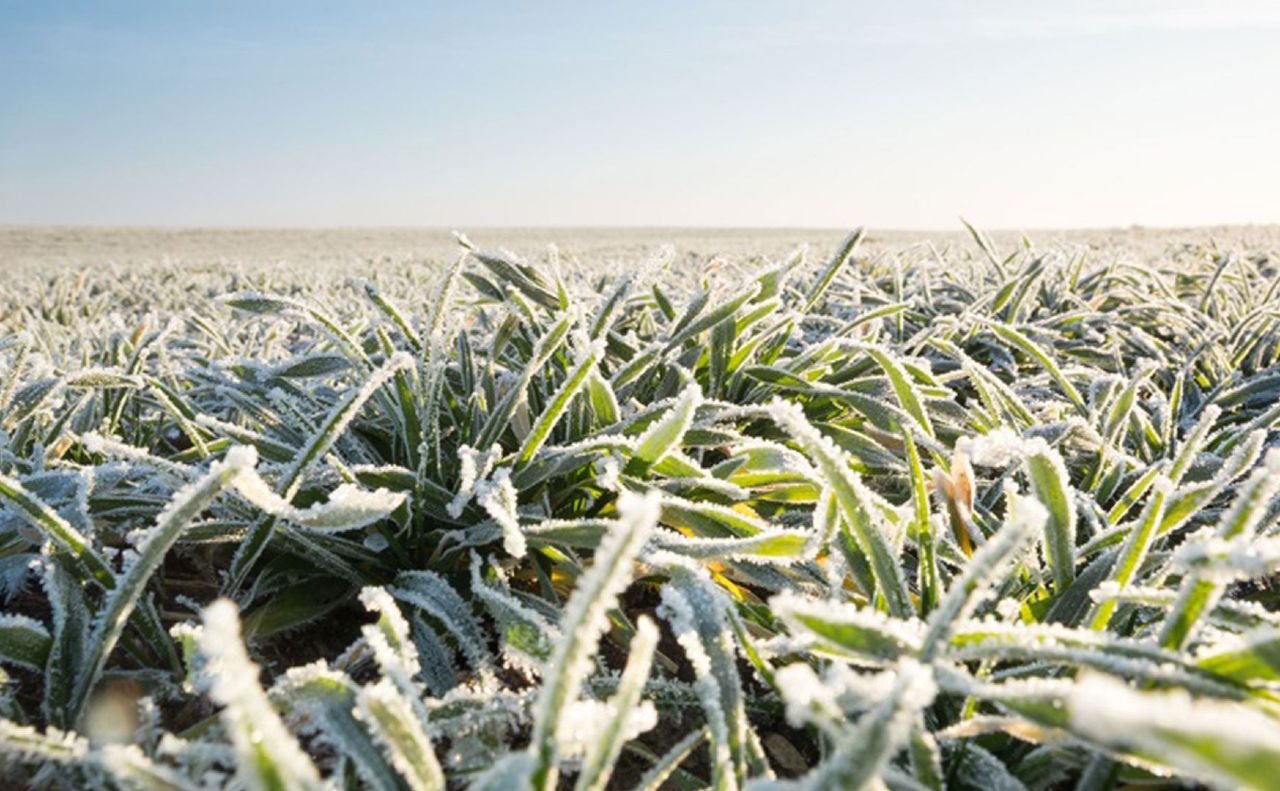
top-left (631, 382), bottom-right (703, 467)
top-left (537, 434), bottom-right (636, 460)
top-left (659, 475), bottom-right (751, 502)
top-left (69, 443), bottom-right (259, 719)
top-left (1008, 492), bottom-right (1050, 535)
top-left (354, 679), bottom-right (446, 791)
top-left (80, 431), bottom-right (193, 482)
top-left (469, 551), bottom-right (560, 672)
top-left (1089, 580), bottom-right (1123, 603)
top-left (1194, 627), bottom-right (1280, 665)
top-left (268, 662), bottom-right (366, 737)
top-left (767, 396), bottom-right (915, 616)
top-left (516, 335), bottom-right (604, 464)
top-left (774, 662), bottom-right (906, 730)
top-left (97, 743), bottom-right (198, 790)
top-left (594, 453), bottom-right (624, 492)
top-left (774, 664), bottom-right (832, 728)
top-left (1258, 446), bottom-right (1280, 475)
top-left (628, 699), bottom-right (659, 740)
top-left (657, 490), bottom-right (774, 536)
top-left (652, 526), bottom-right (814, 564)
top-left (193, 413), bottom-right (291, 456)
top-left (1172, 535), bottom-right (1280, 582)
top-left (359, 585), bottom-right (421, 685)
top-left (197, 599), bottom-right (322, 789)
top-left (1150, 473), bottom-right (1176, 499)
top-left (140, 442), bottom-right (254, 529)
top-left (770, 590), bottom-right (925, 653)
top-left (388, 570), bottom-right (496, 686)
top-left (917, 492), bottom-right (1045, 659)
top-left (447, 443), bottom-right (502, 518)
top-left (766, 399), bottom-right (842, 463)
top-left (475, 467), bottom-right (526, 558)
top-left (893, 658), bottom-right (939, 712)
top-left (1195, 429), bottom-right (1268, 504)
top-left (11, 219), bottom-right (1280, 791)
top-left (575, 615), bottom-right (661, 791)
top-left (810, 487), bottom-right (837, 550)
top-left (278, 351), bottom-right (413, 500)
top-left (656, 580), bottom-right (734, 778)
top-left (0, 610), bottom-right (50, 635)
top-left (1191, 447), bottom-right (1280, 547)
top-left (724, 439), bottom-right (820, 483)
top-left (555, 699), bottom-right (657, 758)
top-left (526, 490), bottom-right (659, 789)
top-left (61, 367), bottom-right (143, 389)
top-left (757, 659), bottom-right (938, 791)
top-left (0, 719), bottom-right (89, 764)
top-left (957, 427), bottom-right (1051, 468)
top-left (1067, 672), bottom-right (1280, 786)
top-left (995, 598), bottom-right (1022, 620)
top-left (939, 668), bottom-right (1074, 704)
top-left (231, 464), bottom-right (404, 532)
top-left (654, 559), bottom-right (763, 784)
top-left (948, 618), bottom-right (1178, 660)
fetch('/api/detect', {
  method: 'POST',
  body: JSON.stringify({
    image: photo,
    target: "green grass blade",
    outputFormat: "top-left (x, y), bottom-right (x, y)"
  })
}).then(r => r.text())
top-left (771, 400), bottom-right (914, 618)
top-left (197, 600), bottom-right (323, 791)
top-left (802, 228), bottom-right (863, 312)
top-left (526, 492), bottom-right (658, 791)
top-left (1024, 441), bottom-right (1078, 593)
top-left (574, 616), bottom-right (660, 791)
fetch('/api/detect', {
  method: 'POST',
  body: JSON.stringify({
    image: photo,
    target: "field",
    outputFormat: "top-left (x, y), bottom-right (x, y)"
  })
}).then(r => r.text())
top-left (1, 224), bottom-right (1280, 790)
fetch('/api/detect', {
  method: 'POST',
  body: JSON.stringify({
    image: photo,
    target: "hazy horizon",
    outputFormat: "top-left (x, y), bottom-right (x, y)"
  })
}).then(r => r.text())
top-left (7, 220), bottom-right (1280, 233)
top-left (4, 1), bottom-right (1279, 229)
top-left (9, 223), bottom-right (1280, 275)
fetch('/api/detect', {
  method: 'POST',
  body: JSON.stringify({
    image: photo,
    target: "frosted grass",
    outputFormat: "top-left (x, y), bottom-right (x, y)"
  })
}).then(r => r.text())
top-left (1, 227), bottom-right (1278, 789)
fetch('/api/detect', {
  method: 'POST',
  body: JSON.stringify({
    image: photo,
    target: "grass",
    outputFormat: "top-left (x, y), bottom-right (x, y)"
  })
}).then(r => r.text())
top-left (0, 227), bottom-right (1279, 789)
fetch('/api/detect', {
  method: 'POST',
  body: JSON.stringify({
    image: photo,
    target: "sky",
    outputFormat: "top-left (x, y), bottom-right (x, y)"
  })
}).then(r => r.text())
top-left (1, 1), bottom-right (1278, 229)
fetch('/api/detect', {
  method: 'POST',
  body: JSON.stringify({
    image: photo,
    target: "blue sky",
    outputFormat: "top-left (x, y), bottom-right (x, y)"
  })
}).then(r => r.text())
top-left (1, 1), bottom-right (1277, 228)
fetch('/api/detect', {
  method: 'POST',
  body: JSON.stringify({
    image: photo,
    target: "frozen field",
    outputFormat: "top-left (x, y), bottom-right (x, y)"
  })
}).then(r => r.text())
top-left (5, 223), bottom-right (1280, 274)
top-left (0, 224), bottom-right (1279, 789)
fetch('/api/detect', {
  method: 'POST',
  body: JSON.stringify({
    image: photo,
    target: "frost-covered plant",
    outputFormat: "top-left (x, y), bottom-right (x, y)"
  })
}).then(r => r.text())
top-left (1, 227), bottom-right (1280, 789)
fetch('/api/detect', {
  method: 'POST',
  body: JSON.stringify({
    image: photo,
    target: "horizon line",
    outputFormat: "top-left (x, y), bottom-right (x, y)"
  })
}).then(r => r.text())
top-left (5, 221), bottom-right (1279, 234)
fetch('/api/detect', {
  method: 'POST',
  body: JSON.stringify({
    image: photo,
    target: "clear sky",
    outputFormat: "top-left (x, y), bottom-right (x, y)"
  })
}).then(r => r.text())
top-left (1, 1), bottom-right (1277, 229)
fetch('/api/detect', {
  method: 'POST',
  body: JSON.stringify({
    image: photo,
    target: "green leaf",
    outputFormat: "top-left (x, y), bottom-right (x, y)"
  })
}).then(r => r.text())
top-left (1161, 450), bottom-right (1280, 650)
top-left (0, 614), bottom-right (51, 672)
top-left (1024, 442), bottom-right (1077, 593)
top-left (986, 320), bottom-right (1087, 415)
top-left (771, 592), bottom-right (921, 663)
top-left (527, 492), bottom-right (659, 791)
top-left (225, 352), bottom-right (413, 594)
top-left (1089, 475), bottom-right (1172, 631)
top-left (271, 667), bottom-right (403, 791)
top-left (197, 600), bottom-right (323, 791)
top-left (1065, 673), bottom-right (1280, 790)
top-left (803, 228), bottom-right (863, 312)
top-left (71, 447), bottom-right (258, 720)
top-left (627, 383), bottom-right (703, 475)
top-left (517, 340), bottom-right (603, 466)
top-left (658, 558), bottom-right (758, 788)
top-left (862, 345), bottom-right (934, 438)
top-left (575, 616), bottom-right (660, 791)
top-left (919, 494), bottom-right (1045, 660)
top-left (0, 473), bottom-right (114, 588)
top-left (356, 680), bottom-right (446, 791)
top-left (771, 400), bottom-right (914, 618)
top-left (0, 717), bottom-right (89, 769)
top-left (1197, 631), bottom-right (1280, 684)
